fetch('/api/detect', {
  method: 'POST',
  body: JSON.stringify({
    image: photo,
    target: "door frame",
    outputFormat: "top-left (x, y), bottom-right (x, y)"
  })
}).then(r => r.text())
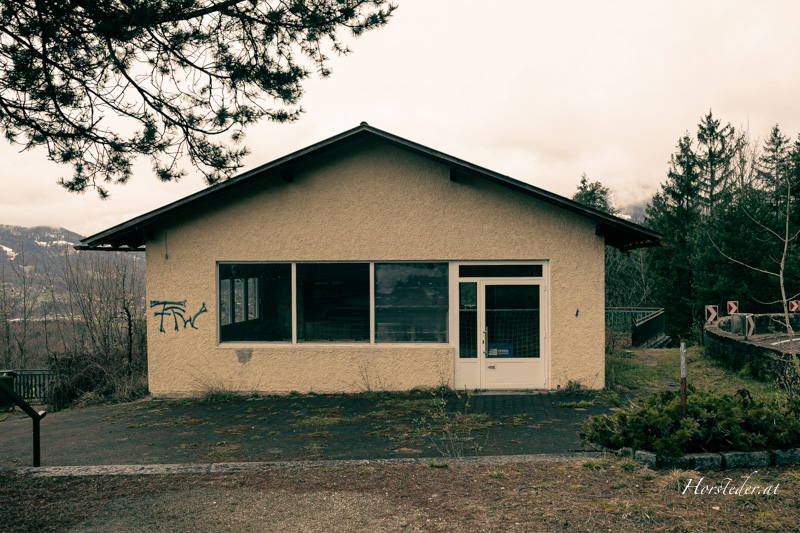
top-left (451, 261), bottom-right (550, 390)
top-left (478, 279), bottom-right (546, 389)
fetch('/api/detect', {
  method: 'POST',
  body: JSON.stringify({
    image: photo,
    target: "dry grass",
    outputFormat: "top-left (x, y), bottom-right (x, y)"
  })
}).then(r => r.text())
top-left (2, 458), bottom-right (798, 532)
top-left (607, 347), bottom-right (784, 397)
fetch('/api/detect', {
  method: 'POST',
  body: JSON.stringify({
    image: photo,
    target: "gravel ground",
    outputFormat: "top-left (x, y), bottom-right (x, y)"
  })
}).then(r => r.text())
top-left (68, 488), bottom-right (425, 533)
top-left (4, 460), bottom-right (799, 532)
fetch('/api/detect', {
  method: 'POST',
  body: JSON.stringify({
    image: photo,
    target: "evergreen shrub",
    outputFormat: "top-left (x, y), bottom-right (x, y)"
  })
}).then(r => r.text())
top-left (582, 388), bottom-right (800, 456)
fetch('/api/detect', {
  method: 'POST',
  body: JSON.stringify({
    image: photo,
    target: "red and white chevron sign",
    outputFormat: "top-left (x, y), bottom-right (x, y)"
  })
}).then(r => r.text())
top-left (705, 305), bottom-right (719, 323)
top-left (790, 300), bottom-right (800, 313)
top-left (727, 301), bottom-right (739, 314)
top-left (745, 314), bottom-right (755, 338)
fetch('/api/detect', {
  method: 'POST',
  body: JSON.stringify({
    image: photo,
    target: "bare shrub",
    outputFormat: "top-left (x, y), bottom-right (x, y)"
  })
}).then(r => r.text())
top-left (44, 249), bottom-right (147, 410)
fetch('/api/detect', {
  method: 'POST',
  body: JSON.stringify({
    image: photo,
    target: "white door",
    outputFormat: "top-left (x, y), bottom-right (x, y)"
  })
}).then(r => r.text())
top-left (478, 280), bottom-right (546, 389)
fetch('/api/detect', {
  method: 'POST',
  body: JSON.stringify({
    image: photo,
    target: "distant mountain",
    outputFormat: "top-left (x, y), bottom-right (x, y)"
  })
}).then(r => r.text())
top-left (617, 201), bottom-right (649, 225)
top-left (0, 225), bottom-right (83, 264)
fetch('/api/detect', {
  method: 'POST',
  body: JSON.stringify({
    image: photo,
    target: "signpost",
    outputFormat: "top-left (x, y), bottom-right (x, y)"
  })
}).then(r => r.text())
top-left (680, 340), bottom-right (687, 419)
top-left (705, 305), bottom-right (719, 323)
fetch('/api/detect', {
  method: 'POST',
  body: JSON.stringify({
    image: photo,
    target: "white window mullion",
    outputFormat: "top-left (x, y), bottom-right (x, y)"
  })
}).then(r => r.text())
top-left (291, 262), bottom-right (297, 345)
top-left (369, 262), bottom-right (375, 344)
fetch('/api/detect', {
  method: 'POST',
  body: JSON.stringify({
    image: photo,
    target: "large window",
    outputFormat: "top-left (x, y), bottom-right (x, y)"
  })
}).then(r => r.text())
top-left (219, 263), bottom-right (291, 342)
top-left (375, 263), bottom-right (449, 343)
top-left (219, 262), bottom-right (448, 344)
top-left (296, 263), bottom-right (370, 342)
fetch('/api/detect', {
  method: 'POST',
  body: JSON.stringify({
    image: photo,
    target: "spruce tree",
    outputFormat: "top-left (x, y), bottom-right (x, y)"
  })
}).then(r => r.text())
top-left (572, 173), bottom-right (618, 214)
top-left (646, 133), bottom-right (702, 337)
top-left (756, 124), bottom-right (792, 212)
top-left (696, 111), bottom-right (735, 214)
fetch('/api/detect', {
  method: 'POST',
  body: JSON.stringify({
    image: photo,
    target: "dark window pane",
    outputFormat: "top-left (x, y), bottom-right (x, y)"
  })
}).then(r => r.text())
top-left (485, 284), bottom-right (540, 358)
top-left (297, 263), bottom-right (369, 342)
top-left (220, 264), bottom-right (291, 342)
top-left (459, 264), bottom-right (542, 278)
top-left (375, 263), bottom-right (448, 343)
top-left (459, 282), bottom-right (477, 358)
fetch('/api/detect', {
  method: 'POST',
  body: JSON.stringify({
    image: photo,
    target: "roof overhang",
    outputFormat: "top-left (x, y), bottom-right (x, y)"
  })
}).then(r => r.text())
top-left (77, 122), bottom-right (663, 252)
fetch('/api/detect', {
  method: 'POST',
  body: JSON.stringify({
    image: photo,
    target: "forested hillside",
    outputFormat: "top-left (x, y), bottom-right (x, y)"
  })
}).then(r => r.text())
top-left (0, 224), bottom-right (82, 264)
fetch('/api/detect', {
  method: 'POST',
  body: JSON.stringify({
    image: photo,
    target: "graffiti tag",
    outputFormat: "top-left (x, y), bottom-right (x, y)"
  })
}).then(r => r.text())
top-left (150, 300), bottom-right (207, 333)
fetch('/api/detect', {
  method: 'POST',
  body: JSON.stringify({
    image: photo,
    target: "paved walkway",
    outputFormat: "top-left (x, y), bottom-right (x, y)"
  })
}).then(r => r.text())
top-left (1, 392), bottom-right (614, 470)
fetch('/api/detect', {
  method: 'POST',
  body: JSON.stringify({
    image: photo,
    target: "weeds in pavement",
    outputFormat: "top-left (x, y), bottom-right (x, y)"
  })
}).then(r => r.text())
top-left (417, 388), bottom-right (492, 458)
top-left (503, 414), bottom-right (531, 426)
top-left (557, 399), bottom-right (602, 409)
top-left (293, 415), bottom-right (346, 428)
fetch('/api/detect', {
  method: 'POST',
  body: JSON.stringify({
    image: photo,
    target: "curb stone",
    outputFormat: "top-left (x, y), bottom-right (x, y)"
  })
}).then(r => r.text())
top-left (773, 448), bottom-right (800, 466)
top-left (633, 450), bottom-right (656, 467)
top-left (2, 452), bottom-right (605, 477)
top-left (721, 451), bottom-right (770, 469)
top-left (620, 447), bottom-right (800, 471)
top-left (684, 453), bottom-right (722, 471)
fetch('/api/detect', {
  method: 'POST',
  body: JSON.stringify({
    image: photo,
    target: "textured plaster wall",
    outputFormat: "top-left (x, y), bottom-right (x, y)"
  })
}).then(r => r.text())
top-left (145, 138), bottom-right (605, 395)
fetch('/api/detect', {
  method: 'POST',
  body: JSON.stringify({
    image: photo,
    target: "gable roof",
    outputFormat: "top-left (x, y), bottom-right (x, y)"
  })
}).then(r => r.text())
top-left (77, 122), bottom-right (663, 252)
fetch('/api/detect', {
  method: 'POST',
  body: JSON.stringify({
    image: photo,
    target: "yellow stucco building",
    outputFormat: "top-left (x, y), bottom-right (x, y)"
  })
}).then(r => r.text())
top-left (79, 123), bottom-right (661, 396)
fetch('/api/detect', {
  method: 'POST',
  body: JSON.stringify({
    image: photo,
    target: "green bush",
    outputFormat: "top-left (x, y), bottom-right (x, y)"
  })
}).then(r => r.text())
top-left (582, 388), bottom-right (800, 456)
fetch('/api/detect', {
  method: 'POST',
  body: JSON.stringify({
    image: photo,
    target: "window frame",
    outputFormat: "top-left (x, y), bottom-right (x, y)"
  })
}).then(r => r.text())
top-left (374, 262), bottom-right (450, 344)
top-left (217, 261), bottom-right (452, 346)
top-left (450, 261), bottom-right (550, 381)
top-left (218, 262), bottom-right (292, 343)
top-left (295, 262), bottom-right (371, 343)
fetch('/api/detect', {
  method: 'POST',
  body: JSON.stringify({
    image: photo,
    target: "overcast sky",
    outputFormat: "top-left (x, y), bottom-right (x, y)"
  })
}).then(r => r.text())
top-left (2, 0), bottom-right (800, 237)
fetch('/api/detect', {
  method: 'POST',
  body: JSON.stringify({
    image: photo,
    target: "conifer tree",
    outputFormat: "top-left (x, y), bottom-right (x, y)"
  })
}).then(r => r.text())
top-left (756, 125), bottom-right (793, 211)
top-left (696, 111), bottom-right (735, 214)
top-left (646, 133), bottom-right (702, 337)
top-left (572, 173), bottom-right (618, 214)
top-left (0, 0), bottom-right (396, 196)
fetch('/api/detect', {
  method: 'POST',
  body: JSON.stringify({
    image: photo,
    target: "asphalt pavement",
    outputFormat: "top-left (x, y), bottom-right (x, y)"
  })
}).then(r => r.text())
top-left (0, 391), bottom-right (615, 469)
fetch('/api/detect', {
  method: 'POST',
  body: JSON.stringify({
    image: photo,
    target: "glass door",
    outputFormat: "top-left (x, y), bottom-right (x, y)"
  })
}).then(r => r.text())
top-left (479, 280), bottom-right (545, 389)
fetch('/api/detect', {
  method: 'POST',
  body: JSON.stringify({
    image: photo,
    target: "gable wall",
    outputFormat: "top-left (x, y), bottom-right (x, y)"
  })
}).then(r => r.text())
top-left (145, 138), bottom-right (604, 394)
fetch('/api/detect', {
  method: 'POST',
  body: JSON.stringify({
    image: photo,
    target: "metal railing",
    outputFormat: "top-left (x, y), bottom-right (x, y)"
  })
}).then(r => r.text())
top-left (632, 309), bottom-right (666, 346)
top-left (606, 307), bottom-right (666, 347)
top-left (606, 307), bottom-right (662, 330)
top-left (0, 375), bottom-right (46, 467)
top-left (0, 369), bottom-right (56, 402)
top-left (10, 370), bottom-right (55, 402)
